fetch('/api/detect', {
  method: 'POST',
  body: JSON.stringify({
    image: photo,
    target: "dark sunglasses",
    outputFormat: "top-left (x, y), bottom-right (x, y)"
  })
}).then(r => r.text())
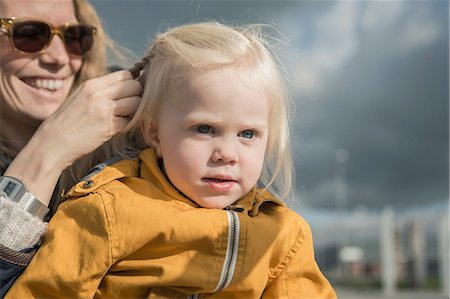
top-left (0, 18), bottom-right (96, 56)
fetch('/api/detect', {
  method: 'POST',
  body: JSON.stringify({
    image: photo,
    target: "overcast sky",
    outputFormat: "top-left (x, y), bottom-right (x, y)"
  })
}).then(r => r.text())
top-left (92, 1), bottom-right (449, 219)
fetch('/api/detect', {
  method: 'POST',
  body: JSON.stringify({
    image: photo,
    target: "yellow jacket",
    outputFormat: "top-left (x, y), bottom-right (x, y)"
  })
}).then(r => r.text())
top-left (7, 148), bottom-right (336, 299)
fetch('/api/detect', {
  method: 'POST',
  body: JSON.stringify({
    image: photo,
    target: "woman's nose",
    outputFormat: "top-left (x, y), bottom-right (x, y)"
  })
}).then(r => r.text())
top-left (39, 35), bottom-right (70, 67)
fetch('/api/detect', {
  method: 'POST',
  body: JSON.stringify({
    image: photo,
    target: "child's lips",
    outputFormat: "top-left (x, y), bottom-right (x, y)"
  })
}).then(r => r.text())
top-left (202, 177), bottom-right (237, 192)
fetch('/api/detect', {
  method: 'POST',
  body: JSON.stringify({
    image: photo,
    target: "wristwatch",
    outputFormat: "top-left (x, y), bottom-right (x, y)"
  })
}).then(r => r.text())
top-left (0, 176), bottom-right (49, 220)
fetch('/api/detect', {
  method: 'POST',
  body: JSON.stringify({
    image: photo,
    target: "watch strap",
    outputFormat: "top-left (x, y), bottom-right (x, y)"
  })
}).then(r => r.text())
top-left (0, 176), bottom-right (49, 220)
top-left (13, 190), bottom-right (49, 220)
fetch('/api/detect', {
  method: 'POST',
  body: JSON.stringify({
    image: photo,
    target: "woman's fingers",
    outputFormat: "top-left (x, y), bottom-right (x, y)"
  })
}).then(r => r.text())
top-left (114, 96), bottom-right (141, 117)
top-left (107, 79), bottom-right (142, 101)
top-left (100, 70), bottom-right (133, 84)
top-left (96, 70), bottom-right (142, 100)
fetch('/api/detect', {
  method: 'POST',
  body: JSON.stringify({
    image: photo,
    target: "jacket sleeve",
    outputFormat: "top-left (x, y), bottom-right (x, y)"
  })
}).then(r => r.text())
top-left (262, 221), bottom-right (337, 299)
top-left (0, 244), bottom-right (36, 298)
top-left (4, 192), bottom-right (114, 299)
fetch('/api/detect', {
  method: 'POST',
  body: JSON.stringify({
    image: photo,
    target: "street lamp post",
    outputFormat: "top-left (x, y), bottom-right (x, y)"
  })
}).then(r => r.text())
top-left (335, 148), bottom-right (349, 276)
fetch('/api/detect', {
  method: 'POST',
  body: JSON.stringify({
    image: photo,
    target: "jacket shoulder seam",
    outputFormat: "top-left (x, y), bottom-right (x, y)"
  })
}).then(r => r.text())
top-left (267, 218), bottom-right (306, 281)
top-left (97, 188), bottom-right (122, 262)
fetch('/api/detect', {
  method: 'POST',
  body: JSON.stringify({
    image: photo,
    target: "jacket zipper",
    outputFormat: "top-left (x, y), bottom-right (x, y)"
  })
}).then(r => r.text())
top-left (213, 210), bottom-right (240, 291)
top-left (187, 210), bottom-right (240, 298)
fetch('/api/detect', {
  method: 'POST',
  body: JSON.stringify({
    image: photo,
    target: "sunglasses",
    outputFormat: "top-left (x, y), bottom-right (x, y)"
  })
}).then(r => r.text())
top-left (0, 18), bottom-right (96, 56)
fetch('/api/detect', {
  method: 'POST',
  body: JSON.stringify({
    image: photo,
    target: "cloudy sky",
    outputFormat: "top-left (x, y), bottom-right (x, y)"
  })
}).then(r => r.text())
top-left (92, 1), bottom-right (448, 220)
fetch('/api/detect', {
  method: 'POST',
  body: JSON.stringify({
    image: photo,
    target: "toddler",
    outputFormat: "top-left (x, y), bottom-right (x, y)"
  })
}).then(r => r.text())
top-left (6, 22), bottom-right (336, 299)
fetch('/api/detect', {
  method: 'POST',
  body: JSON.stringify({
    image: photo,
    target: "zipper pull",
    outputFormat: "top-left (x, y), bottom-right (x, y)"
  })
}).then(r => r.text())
top-left (224, 205), bottom-right (244, 212)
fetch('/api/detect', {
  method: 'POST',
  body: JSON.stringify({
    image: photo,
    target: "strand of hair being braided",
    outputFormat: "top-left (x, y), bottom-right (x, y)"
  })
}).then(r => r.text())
top-left (128, 52), bottom-right (154, 80)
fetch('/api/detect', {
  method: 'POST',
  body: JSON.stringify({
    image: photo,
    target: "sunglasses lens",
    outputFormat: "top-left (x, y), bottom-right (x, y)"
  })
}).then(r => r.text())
top-left (64, 25), bottom-right (95, 56)
top-left (12, 21), bottom-right (51, 52)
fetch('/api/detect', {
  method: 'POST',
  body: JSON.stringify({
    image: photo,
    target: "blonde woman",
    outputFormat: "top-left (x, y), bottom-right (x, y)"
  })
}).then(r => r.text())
top-left (7, 22), bottom-right (335, 298)
top-left (0, 0), bottom-right (141, 294)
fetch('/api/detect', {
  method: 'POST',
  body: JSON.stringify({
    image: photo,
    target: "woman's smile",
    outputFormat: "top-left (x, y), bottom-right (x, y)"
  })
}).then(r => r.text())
top-left (21, 77), bottom-right (65, 92)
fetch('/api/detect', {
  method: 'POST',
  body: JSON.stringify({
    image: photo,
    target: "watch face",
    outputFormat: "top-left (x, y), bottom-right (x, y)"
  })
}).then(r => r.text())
top-left (4, 181), bottom-right (17, 197)
top-left (0, 177), bottom-right (22, 198)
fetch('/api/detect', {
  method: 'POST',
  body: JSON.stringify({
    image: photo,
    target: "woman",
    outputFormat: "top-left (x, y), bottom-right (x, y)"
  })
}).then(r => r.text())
top-left (0, 0), bottom-right (142, 294)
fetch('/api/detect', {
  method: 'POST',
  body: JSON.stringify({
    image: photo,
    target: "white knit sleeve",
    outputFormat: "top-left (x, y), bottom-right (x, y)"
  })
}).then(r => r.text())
top-left (0, 192), bottom-right (47, 251)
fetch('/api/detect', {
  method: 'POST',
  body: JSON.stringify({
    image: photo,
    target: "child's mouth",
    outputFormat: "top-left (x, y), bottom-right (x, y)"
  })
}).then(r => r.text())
top-left (207, 178), bottom-right (233, 182)
top-left (202, 177), bottom-right (236, 192)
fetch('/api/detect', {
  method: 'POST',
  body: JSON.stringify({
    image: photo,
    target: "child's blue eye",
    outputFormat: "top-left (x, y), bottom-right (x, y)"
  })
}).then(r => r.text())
top-left (239, 130), bottom-right (256, 139)
top-left (196, 125), bottom-right (213, 134)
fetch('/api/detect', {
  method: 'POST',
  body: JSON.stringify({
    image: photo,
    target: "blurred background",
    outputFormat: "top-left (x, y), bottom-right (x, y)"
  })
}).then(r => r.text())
top-left (91, 1), bottom-right (449, 298)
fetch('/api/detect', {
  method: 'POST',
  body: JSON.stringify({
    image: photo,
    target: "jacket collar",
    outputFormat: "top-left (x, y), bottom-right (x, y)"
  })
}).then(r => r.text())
top-left (138, 148), bottom-right (197, 207)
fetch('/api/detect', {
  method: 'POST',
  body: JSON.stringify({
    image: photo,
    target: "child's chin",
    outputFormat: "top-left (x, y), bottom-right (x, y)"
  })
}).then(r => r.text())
top-left (192, 197), bottom-right (236, 210)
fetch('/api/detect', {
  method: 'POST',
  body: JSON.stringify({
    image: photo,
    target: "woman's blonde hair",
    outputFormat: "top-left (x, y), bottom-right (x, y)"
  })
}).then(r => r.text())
top-left (72, 0), bottom-right (107, 88)
top-left (128, 22), bottom-right (294, 200)
top-left (56, 0), bottom-right (119, 204)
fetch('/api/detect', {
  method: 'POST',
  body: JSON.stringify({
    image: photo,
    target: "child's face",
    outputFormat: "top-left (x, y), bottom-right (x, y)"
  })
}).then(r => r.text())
top-left (146, 70), bottom-right (269, 209)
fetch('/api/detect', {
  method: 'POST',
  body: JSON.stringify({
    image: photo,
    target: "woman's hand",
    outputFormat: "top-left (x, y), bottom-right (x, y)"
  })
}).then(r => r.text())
top-left (4, 70), bottom-right (142, 206)
top-left (39, 70), bottom-right (142, 167)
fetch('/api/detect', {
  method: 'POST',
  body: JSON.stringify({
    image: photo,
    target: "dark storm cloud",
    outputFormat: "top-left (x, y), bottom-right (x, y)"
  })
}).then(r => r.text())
top-left (92, 1), bottom-right (448, 212)
top-left (288, 1), bottom-right (448, 211)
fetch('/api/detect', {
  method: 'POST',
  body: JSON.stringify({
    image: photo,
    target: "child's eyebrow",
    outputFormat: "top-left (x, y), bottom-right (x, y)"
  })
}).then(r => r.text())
top-left (182, 114), bottom-right (221, 126)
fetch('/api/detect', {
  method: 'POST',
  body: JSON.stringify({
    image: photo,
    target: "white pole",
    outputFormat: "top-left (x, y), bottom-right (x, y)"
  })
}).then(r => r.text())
top-left (437, 214), bottom-right (449, 298)
top-left (380, 207), bottom-right (396, 296)
top-left (411, 219), bottom-right (426, 287)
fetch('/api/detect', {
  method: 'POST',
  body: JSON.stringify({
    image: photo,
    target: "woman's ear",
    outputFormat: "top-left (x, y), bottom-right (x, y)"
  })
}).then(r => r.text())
top-left (142, 121), bottom-right (162, 157)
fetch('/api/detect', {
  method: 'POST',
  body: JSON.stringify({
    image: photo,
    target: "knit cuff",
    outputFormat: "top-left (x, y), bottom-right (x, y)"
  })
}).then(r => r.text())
top-left (0, 193), bottom-right (47, 251)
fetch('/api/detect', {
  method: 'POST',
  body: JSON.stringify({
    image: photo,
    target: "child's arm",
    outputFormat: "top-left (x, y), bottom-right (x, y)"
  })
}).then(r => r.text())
top-left (4, 193), bottom-right (114, 299)
top-left (262, 222), bottom-right (337, 299)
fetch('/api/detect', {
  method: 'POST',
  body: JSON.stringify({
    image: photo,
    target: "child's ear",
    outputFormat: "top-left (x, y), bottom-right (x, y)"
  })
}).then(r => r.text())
top-left (142, 122), bottom-right (162, 158)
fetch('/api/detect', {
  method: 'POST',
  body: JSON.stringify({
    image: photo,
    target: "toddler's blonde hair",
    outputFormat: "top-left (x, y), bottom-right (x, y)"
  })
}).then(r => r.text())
top-left (128, 22), bottom-right (294, 200)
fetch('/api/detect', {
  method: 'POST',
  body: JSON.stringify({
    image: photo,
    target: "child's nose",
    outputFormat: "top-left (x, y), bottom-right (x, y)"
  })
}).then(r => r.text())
top-left (211, 139), bottom-right (239, 165)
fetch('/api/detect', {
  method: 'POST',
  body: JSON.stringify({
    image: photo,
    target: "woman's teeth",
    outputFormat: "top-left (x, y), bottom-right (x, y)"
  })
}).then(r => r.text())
top-left (23, 78), bottom-right (64, 91)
